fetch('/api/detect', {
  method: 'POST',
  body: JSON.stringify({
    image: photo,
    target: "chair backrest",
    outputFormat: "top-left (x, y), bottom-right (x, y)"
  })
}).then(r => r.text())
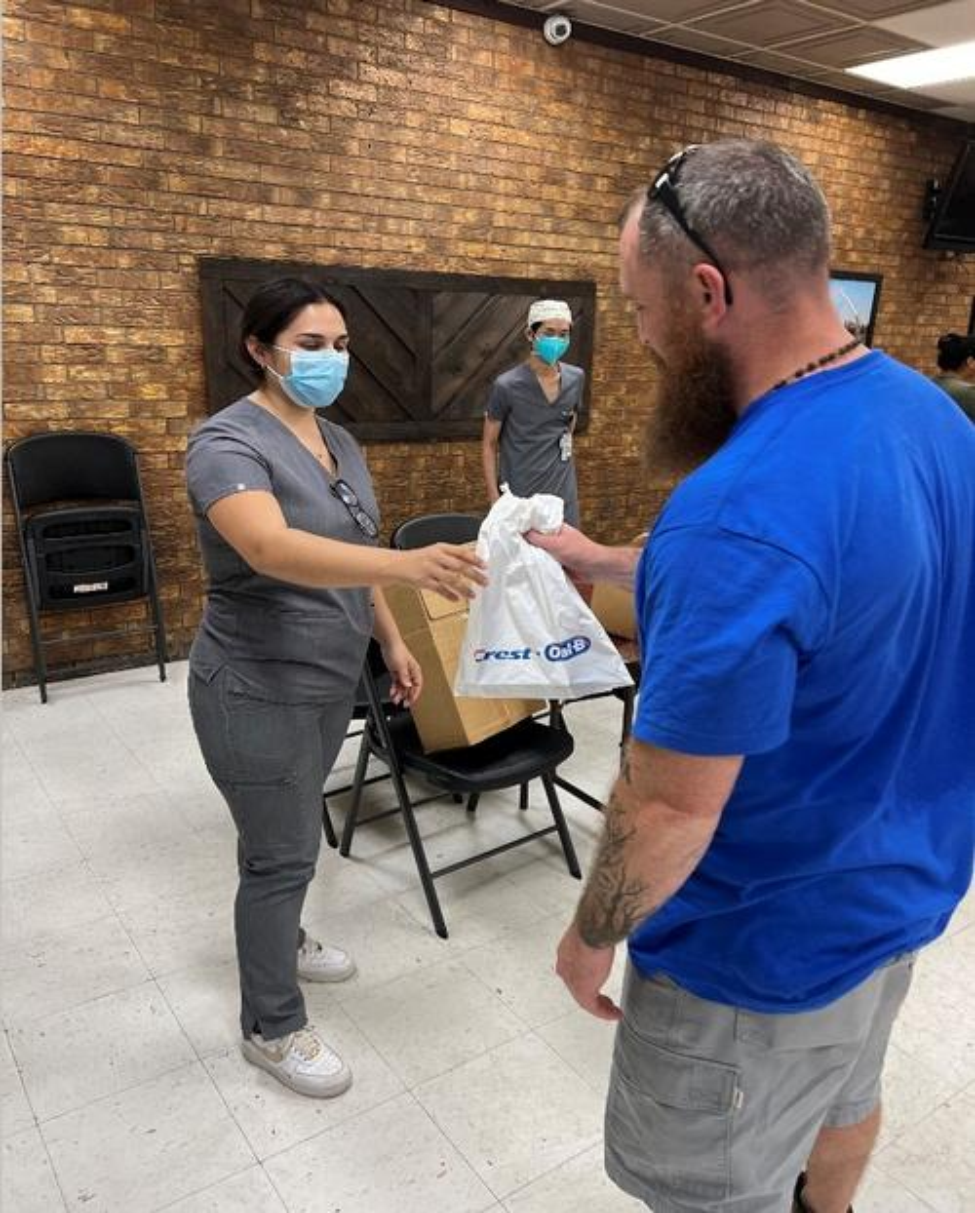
top-left (6, 432), bottom-right (143, 514)
top-left (390, 512), bottom-right (483, 551)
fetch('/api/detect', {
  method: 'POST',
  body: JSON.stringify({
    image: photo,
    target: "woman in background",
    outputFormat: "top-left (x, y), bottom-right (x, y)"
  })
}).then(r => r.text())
top-left (187, 277), bottom-right (482, 1099)
top-left (932, 332), bottom-right (975, 421)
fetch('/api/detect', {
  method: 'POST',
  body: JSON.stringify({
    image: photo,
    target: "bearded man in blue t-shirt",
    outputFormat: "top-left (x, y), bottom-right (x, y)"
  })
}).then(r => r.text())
top-left (531, 140), bottom-right (975, 1213)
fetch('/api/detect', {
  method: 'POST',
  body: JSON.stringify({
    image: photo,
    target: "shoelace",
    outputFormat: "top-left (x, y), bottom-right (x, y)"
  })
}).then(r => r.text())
top-left (290, 1027), bottom-right (324, 1062)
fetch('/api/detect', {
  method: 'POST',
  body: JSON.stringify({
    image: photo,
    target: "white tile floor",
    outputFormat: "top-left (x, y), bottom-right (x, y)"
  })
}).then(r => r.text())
top-left (2, 661), bottom-right (973, 1213)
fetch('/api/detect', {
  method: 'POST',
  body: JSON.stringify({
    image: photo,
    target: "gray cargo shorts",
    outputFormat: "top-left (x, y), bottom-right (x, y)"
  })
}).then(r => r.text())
top-left (605, 954), bottom-right (915, 1213)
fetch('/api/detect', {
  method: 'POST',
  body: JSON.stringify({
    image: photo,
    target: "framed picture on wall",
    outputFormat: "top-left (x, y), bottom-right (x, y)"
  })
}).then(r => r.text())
top-left (829, 271), bottom-right (883, 347)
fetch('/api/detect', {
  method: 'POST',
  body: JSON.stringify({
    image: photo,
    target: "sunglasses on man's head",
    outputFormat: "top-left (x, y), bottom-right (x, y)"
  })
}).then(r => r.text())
top-left (647, 146), bottom-right (734, 307)
top-left (330, 478), bottom-right (379, 540)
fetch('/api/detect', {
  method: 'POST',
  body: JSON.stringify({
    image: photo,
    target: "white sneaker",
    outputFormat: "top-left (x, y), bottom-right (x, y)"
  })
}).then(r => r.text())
top-left (297, 934), bottom-right (356, 983)
top-left (241, 1025), bottom-right (352, 1098)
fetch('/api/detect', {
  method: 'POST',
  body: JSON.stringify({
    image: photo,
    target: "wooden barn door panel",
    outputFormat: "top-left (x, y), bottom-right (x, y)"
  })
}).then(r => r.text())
top-left (199, 259), bottom-right (595, 442)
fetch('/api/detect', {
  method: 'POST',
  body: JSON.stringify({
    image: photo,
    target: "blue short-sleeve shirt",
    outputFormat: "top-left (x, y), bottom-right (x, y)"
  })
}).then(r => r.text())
top-left (630, 352), bottom-right (975, 1012)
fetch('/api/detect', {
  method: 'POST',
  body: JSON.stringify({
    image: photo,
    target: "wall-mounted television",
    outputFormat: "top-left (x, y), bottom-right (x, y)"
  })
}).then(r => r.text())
top-left (829, 271), bottom-right (882, 347)
top-left (924, 141), bottom-right (975, 253)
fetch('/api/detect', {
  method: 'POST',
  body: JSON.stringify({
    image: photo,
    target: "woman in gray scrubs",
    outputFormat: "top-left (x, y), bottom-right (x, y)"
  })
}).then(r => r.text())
top-left (186, 278), bottom-right (483, 1099)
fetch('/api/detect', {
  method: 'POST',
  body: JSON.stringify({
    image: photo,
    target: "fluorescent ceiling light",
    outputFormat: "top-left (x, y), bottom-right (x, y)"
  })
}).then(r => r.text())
top-left (847, 40), bottom-right (975, 89)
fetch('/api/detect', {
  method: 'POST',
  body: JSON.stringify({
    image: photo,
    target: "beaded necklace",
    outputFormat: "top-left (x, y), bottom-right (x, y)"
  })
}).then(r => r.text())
top-left (770, 337), bottom-right (862, 392)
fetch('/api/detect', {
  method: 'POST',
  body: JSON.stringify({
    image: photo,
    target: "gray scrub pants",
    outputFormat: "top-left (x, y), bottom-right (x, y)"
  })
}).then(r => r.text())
top-left (188, 665), bottom-right (356, 1041)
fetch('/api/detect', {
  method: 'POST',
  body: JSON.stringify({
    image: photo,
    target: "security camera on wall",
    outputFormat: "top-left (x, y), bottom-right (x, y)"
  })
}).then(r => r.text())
top-left (542, 14), bottom-right (573, 46)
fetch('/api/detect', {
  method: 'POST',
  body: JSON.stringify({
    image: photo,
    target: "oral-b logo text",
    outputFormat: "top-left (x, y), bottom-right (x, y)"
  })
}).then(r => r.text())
top-left (543, 636), bottom-right (591, 662)
top-left (474, 647), bottom-right (532, 662)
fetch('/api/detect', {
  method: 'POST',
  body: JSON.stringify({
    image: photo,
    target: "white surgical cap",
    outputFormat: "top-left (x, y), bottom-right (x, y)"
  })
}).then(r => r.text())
top-left (527, 299), bottom-right (572, 327)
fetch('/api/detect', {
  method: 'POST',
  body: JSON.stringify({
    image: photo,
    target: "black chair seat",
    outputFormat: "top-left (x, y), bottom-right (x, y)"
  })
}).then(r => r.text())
top-left (339, 641), bottom-right (582, 937)
top-left (388, 714), bottom-right (575, 794)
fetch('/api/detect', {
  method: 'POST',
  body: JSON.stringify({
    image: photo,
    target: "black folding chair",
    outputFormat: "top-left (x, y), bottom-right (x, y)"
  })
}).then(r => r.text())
top-left (339, 645), bottom-right (581, 938)
top-left (5, 432), bottom-right (167, 702)
top-left (546, 635), bottom-right (641, 811)
top-left (390, 512), bottom-right (483, 551)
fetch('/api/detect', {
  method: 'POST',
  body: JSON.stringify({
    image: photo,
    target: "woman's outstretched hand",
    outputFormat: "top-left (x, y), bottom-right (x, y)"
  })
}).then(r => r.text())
top-left (396, 543), bottom-right (487, 601)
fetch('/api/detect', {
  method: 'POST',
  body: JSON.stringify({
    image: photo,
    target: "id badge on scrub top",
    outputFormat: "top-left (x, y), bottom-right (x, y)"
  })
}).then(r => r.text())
top-left (559, 430), bottom-right (573, 462)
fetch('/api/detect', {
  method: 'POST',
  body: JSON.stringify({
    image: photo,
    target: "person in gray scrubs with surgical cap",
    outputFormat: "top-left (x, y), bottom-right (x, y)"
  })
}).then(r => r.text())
top-left (481, 298), bottom-right (585, 526)
top-left (186, 278), bottom-right (483, 1099)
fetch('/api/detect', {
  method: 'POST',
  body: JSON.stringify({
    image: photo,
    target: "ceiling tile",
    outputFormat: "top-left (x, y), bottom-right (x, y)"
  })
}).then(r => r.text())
top-left (615, 0), bottom-right (751, 22)
top-left (690, 0), bottom-right (851, 46)
top-left (811, 0), bottom-right (945, 16)
top-left (878, 0), bottom-right (975, 46)
top-left (646, 26), bottom-right (754, 55)
top-left (907, 77), bottom-right (975, 105)
top-left (732, 46), bottom-right (832, 74)
top-left (811, 68), bottom-right (953, 104)
top-left (773, 26), bottom-right (930, 66)
top-left (568, 1), bottom-right (665, 33)
top-left (814, 68), bottom-right (903, 94)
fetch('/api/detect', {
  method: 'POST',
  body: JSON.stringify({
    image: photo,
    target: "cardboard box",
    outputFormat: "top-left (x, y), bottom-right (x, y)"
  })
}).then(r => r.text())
top-left (591, 581), bottom-right (637, 640)
top-left (590, 534), bottom-right (646, 642)
top-left (383, 583), bottom-right (543, 752)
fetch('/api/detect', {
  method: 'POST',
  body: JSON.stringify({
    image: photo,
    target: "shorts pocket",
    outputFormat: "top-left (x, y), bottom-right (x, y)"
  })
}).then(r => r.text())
top-left (606, 1021), bottom-right (739, 1204)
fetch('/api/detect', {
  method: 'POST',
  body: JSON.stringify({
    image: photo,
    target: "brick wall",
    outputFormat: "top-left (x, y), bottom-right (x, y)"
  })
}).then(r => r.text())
top-left (4, 0), bottom-right (973, 685)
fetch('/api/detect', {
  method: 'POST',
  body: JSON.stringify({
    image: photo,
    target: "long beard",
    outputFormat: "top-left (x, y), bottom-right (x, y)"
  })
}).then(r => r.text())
top-left (643, 339), bottom-right (739, 478)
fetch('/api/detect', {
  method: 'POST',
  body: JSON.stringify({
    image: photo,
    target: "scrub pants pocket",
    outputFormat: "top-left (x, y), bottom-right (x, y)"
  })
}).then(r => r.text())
top-left (189, 666), bottom-right (303, 788)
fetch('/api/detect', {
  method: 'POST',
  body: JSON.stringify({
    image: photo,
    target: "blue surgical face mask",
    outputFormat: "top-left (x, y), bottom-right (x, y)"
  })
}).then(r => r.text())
top-left (534, 334), bottom-right (570, 366)
top-left (267, 346), bottom-right (349, 410)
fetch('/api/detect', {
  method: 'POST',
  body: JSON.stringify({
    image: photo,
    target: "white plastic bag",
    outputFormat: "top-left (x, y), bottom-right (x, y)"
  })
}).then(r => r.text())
top-left (454, 491), bottom-right (634, 700)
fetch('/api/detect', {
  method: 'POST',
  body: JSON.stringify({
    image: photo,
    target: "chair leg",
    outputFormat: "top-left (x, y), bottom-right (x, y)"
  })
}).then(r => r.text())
top-left (144, 540), bottom-right (167, 684)
top-left (466, 793), bottom-right (479, 814)
top-left (149, 594), bottom-right (167, 684)
top-left (339, 730), bottom-right (373, 857)
top-left (620, 687), bottom-right (635, 747)
top-left (541, 773), bottom-right (582, 879)
top-left (518, 783), bottom-right (529, 811)
top-left (321, 795), bottom-right (338, 848)
top-left (23, 583), bottom-right (48, 705)
top-left (386, 761), bottom-right (449, 938)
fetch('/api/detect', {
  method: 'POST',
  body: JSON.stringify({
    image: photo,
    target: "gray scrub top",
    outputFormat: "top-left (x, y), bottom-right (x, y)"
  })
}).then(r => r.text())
top-left (486, 361), bottom-right (583, 527)
top-left (186, 398), bottom-right (380, 703)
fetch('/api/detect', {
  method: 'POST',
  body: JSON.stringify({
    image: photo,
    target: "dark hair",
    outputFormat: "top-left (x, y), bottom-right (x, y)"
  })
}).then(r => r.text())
top-left (937, 332), bottom-right (975, 372)
top-left (239, 277), bottom-right (348, 374)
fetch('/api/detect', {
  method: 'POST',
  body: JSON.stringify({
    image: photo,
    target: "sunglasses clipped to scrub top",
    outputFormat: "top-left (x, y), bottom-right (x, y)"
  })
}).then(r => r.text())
top-left (647, 146), bottom-right (734, 307)
top-left (330, 477), bottom-right (379, 541)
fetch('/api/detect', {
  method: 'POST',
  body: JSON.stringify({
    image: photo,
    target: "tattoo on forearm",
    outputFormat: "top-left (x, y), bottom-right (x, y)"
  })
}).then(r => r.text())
top-left (575, 794), bottom-right (648, 949)
top-left (574, 791), bottom-right (712, 950)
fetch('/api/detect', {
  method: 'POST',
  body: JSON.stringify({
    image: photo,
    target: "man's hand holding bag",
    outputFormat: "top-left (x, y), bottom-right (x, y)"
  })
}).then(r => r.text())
top-left (454, 491), bottom-right (633, 700)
